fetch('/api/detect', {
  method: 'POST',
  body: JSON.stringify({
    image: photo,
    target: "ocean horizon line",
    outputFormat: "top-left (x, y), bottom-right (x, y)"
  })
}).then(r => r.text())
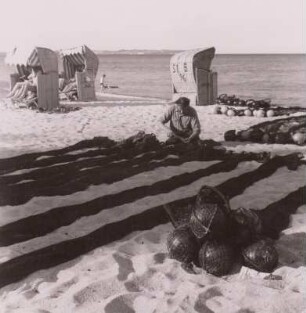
top-left (0, 50), bottom-right (304, 56)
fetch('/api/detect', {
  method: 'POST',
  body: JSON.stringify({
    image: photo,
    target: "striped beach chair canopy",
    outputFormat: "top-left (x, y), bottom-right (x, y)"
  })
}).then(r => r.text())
top-left (60, 45), bottom-right (99, 80)
top-left (170, 47), bottom-right (215, 93)
top-left (5, 46), bottom-right (58, 74)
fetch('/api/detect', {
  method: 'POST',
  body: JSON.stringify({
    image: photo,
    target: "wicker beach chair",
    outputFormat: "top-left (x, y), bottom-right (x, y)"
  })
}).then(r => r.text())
top-left (170, 48), bottom-right (217, 106)
top-left (5, 46), bottom-right (59, 110)
top-left (59, 45), bottom-right (99, 101)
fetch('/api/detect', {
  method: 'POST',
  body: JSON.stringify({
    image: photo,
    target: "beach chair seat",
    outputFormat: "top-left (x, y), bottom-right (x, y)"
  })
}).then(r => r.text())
top-left (59, 86), bottom-right (78, 101)
top-left (65, 90), bottom-right (78, 101)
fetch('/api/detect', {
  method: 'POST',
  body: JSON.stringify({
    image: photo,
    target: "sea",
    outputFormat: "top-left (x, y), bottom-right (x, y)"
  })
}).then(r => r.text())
top-left (0, 53), bottom-right (305, 107)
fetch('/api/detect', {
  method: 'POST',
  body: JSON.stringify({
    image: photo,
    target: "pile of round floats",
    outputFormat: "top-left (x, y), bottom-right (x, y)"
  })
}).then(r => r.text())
top-left (212, 105), bottom-right (275, 118)
top-left (212, 94), bottom-right (306, 118)
top-left (167, 186), bottom-right (278, 277)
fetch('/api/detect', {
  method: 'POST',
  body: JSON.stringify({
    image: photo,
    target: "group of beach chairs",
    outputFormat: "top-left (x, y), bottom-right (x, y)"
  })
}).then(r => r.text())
top-left (5, 45), bottom-right (99, 110)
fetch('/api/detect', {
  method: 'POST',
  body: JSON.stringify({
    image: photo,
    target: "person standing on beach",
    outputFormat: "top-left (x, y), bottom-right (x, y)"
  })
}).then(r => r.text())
top-left (160, 97), bottom-right (201, 144)
top-left (100, 74), bottom-right (106, 92)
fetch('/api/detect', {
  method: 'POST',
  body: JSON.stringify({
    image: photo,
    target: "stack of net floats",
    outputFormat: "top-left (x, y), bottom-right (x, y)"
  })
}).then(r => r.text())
top-left (213, 94), bottom-right (306, 118)
top-left (166, 185), bottom-right (279, 276)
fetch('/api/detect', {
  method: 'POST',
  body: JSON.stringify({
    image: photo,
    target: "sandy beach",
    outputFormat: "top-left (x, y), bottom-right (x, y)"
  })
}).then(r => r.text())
top-left (0, 0), bottom-right (304, 310)
top-left (0, 98), bottom-right (305, 313)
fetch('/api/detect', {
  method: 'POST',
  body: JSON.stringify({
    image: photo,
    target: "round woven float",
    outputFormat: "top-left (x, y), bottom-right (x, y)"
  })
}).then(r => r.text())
top-left (242, 240), bottom-right (279, 273)
top-left (198, 240), bottom-right (235, 276)
top-left (167, 225), bottom-right (199, 263)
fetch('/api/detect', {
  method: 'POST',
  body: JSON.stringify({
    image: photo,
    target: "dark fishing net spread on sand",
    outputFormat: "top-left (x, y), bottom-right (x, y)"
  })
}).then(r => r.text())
top-left (0, 131), bottom-right (304, 286)
top-left (117, 131), bottom-right (161, 151)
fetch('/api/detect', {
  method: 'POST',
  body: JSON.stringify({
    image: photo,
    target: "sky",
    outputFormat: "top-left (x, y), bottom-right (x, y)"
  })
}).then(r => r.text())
top-left (0, 0), bottom-right (304, 53)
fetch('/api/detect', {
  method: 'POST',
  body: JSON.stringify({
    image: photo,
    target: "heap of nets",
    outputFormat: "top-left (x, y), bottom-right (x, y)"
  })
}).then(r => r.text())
top-left (166, 185), bottom-right (279, 276)
top-left (213, 94), bottom-right (306, 118)
top-left (224, 114), bottom-right (306, 145)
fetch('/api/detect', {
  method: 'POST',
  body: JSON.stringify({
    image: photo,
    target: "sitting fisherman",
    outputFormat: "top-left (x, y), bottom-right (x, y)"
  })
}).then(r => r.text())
top-left (160, 97), bottom-right (201, 144)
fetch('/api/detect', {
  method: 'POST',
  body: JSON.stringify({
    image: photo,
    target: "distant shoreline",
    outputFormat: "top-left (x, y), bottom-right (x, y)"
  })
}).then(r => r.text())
top-left (94, 51), bottom-right (306, 56)
top-left (0, 51), bottom-right (305, 56)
